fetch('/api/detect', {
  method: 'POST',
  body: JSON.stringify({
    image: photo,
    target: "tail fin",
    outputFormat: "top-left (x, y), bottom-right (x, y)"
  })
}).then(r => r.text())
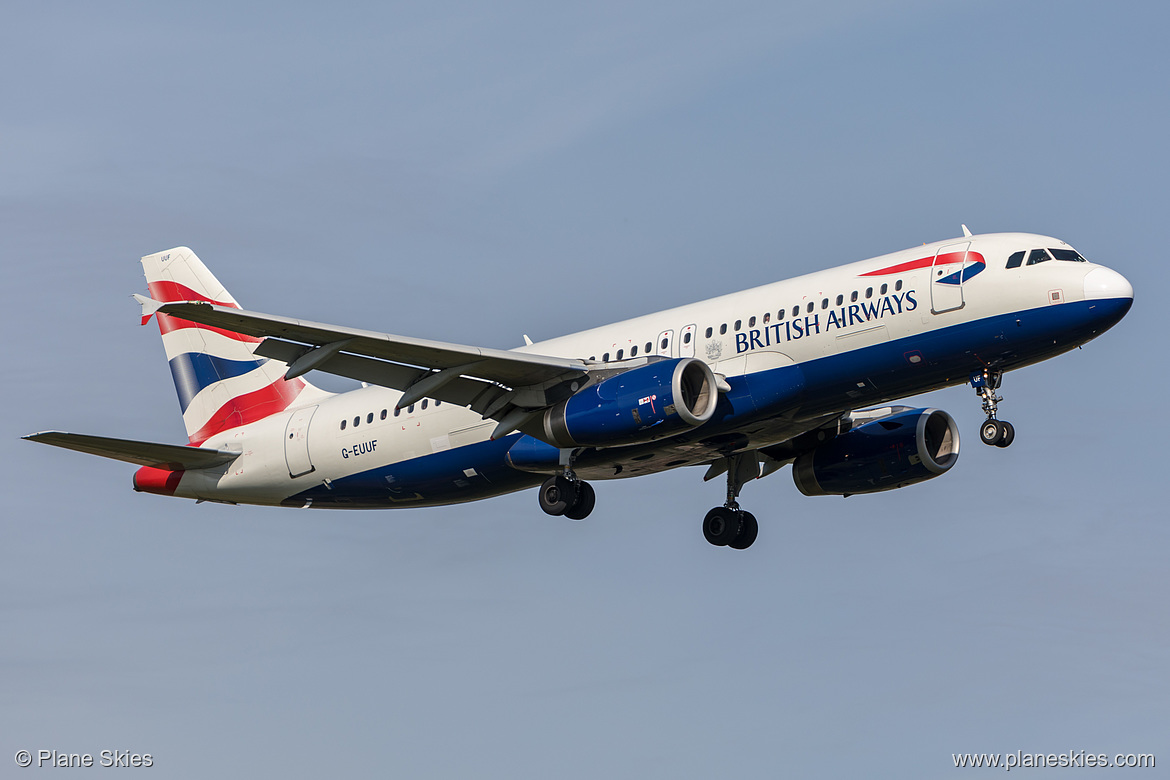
top-left (141, 247), bottom-right (327, 445)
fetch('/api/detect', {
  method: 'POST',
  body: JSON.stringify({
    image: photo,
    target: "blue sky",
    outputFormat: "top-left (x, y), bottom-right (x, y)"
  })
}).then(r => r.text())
top-left (3, 2), bottom-right (1167, 777)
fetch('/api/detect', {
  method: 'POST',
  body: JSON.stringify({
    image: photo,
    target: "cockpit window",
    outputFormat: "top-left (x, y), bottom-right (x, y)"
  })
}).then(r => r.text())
top-left (1006, 251), bottom-right (1025, 269)
top-left (1026, 248), bottom-right (1052, 266)
top-left (1049, 248), bottom-right (1088, 262)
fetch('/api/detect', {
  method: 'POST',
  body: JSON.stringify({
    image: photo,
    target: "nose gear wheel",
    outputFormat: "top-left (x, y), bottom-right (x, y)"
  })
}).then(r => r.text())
top-left (971, 368), bottom-right (1015, 448)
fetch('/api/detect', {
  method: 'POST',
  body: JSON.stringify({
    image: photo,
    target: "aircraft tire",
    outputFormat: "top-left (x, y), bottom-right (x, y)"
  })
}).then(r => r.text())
top-left (703, 507), bottom-right (742, 546)
top-left (728, 511), bottom-right (758, 549)
top-left (563, 481), bottom-right (596, 520)
top-left (539, 475), bottom-right (577, 516)
top-left (995, 421), bottom-right (1015, 448)
top-left (980, 419), bottom-right (1004, 446)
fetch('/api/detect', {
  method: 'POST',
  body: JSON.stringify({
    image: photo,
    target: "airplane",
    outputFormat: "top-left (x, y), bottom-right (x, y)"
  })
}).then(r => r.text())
top-left (24, 228), bottom-right (1132, 549)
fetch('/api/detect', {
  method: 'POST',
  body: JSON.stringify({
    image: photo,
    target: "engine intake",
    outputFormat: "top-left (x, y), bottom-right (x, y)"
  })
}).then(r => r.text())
top-left (540, 357), bottom-right (718, 448)
top-left (792, 408), bottom-right (960, 496)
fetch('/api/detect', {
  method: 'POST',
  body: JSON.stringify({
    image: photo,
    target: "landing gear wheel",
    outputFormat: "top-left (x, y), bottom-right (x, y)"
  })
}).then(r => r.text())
top-left (703, 507), bottom-right (742, 547)
top-left (538, 475), bottom-right (578, 516)
top-left (980, 419), bottom-right (1005, 446)
top-left (995, 420), bottom-right (1015, 448)
top-left (728, 511), bottom-right (758, 550)
top-left (563, 481), bottom-right (596, 520)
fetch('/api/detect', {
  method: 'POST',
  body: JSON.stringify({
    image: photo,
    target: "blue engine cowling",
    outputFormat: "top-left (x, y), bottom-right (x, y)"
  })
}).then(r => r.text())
top-left (792, 408), bottom-right (960, 496)
top-left (539, 357), bottom-right (719, 448)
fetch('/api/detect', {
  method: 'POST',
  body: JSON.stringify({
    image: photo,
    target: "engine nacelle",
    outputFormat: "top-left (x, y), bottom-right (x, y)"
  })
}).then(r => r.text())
top-left (792, 408), bottom-right (960, 496)
top-left (539, 358), bottom-right (718, 448)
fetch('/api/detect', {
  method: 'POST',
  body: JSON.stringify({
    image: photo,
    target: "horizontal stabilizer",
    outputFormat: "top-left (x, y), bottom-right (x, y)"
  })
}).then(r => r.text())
top-left (23, 431), bottom-right (238, 471)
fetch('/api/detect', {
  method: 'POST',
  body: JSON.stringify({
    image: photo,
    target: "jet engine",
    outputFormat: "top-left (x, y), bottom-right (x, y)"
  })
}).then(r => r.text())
top-left (792, 408), bottom-right (960, 496)
top-left (538, 357), bottom-right (719, 448)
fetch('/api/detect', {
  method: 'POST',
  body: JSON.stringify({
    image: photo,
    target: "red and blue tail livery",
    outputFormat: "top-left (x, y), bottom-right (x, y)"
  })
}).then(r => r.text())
top-left (137, 249), bottom-right (326, 446)
top-left (25, 231), bottom-right (1132, 550)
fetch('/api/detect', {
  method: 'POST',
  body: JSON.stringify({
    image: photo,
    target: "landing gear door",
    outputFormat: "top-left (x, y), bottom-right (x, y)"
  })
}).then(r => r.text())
top-left (656, 329), bottom-right (674, 358)
top-left (931, 241), bottom-right (969, 314)
top-left (679, 324), bottom-right (697, 358)
top-left (284, 405), bottom-right (318, 478)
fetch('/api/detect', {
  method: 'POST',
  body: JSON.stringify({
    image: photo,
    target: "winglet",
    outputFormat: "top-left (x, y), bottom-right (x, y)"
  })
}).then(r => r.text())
top-left (132, 293), bottom-right (165, 325)
top-left (961, 224), bottom-right (973, 238)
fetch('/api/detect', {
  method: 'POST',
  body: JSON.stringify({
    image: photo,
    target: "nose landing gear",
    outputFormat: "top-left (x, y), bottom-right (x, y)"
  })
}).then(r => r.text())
top-left (702, 452), bottom-right (760, 549)
top-left (972, 369), bottom-right (1015, 448)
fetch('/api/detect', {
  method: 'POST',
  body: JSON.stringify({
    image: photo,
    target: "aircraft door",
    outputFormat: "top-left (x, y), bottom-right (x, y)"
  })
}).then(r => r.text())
top-left (656, 329), bottom-right (674, 358)
top-left (284, 405), bottom-right (318, 478)
top-left (679, 324), bottom-right (697, 358)
top-left (931, 241), bottom-right (969, 314)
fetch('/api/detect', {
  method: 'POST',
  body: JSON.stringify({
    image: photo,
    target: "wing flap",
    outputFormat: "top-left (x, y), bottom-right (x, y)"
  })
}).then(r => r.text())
top-left (23, 431), bottom-right (238, 471)
top-left (253, 340), bottom-right (504, 409)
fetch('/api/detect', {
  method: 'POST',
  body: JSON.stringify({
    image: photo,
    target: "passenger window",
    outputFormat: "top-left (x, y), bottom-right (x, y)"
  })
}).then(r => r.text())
top-left (748, 316), bottom-right (756, 327)
top-left (763, 312), bottom-right (770, 324)
top-left (719, 324), bottom-right (727, 335)
top-left (408, 404), bottom-right (415, 413)
top-left (340, 419), bottom-right (347, 430)
top-left (778, 309), bottom-right (785, 320)
top-left (631, 344), bottom-right (639, 356)
top-left (895, 280), bottom-right (903, 291)
top-left (835, 294), bottom-right (843, 306)
top-left (645, 342), bottom-right (652, 353)
top-left (394, 408), bottom-right (401, 417)
top-left (1027, 249), bottom-right (1051, 266)
top-left (603, 352), bottom-right (610, 362)
top-left (660, 337), bottom-right (668, 349)
top-left (682, 332), bottom-right (691, 344)
top-left (435, 400), bottom-right (441, 407)
top-left (880, 284), bottom-right (887, 295)
top-left (421, 400), bottom-right (428, 410)
top-left (806, 302), bottom-right (814, 313)
top-left (353, 416), bottom-right (360, 427)
top-left (380, 409), bottom-right (387, 420)
top-left (851, 291), bottom-right (858, 302)
top-left (616, 349), bottom-right (624, 359)
top-left (821, 298), bottom-right (828, 309)
top-left (734, 320), bottom-right (742, 331)
top-left (1006, 251), bottom-right (1025, 268)
top-left (367, 412), bottom-right (373, 424)
top-left (865, 287), bottom-right (873, 298)
top-left (704, 327), bottom-right (712, 338)
top-left (792, 306), bottom-right (799, 317)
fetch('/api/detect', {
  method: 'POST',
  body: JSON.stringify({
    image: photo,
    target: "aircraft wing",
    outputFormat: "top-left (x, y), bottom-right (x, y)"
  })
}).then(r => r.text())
top-left (155, 301), bottom-right (592, 430)
top-left (23, 431), bottom-right (239, 470)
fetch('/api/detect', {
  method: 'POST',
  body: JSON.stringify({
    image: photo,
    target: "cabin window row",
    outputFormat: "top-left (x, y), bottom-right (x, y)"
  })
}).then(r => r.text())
top-left (339, 399), bottom-right (441, 430)
top-left (702, 281), bottom-right (902, 337)
top-left (588, 281), bottom-right (904, 361)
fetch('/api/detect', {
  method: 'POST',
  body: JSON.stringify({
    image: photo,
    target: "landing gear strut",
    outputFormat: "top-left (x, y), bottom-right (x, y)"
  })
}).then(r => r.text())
top-left (702, 452), bottom-right (759, 549)
top-left (972, 368), bottom-right (1015, 448)
top-left (538, 449), bottom-right (596, 520)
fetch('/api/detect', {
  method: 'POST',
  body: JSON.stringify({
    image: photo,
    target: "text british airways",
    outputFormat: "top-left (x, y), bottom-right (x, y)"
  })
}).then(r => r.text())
top-left (735, 290), bottom-right (917, 354)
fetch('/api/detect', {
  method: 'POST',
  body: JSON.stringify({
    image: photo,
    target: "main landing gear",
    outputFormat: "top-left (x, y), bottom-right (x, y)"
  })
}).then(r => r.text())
top-left (972, 368), bottom-right (1015, 448)
top-left (538, 450), bottom-right (595, 520)
top-left (702, 452), bottom-right (759, 549)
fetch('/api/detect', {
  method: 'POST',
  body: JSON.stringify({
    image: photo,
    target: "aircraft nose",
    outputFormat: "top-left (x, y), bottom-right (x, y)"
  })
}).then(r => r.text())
top-left (1083, 266), bottom-right (1133, 301)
